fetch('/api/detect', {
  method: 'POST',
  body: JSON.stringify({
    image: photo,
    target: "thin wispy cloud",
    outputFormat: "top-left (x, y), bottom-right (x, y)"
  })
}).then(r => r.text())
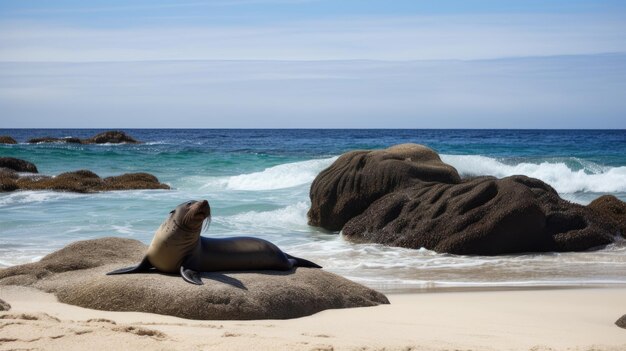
top-left (1, 55), bottom-right (625, 128)
top-left (1, 13), bottom-right (625, 62)
top-left (2, 0), bottom-right (316, 15)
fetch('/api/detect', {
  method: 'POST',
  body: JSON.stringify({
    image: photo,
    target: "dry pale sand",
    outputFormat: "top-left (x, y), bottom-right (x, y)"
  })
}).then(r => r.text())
top-left (1, 285), bottom-right (625, 351)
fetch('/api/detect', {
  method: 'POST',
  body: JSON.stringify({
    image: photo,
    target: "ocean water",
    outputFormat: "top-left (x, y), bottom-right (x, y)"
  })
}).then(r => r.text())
top-left (1, 129), bottom-right (625, 293)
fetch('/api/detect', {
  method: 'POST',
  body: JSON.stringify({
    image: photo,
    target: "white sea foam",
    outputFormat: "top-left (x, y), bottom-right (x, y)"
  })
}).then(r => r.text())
top-left (441, 154), bottom-right (626, 193)
top-left (194, 157), bottom-right (337, 191)
top-left (0, 191), bottom-right (85, 206)
top-left (224, 157), bottom-right (337, 191)
top-left (213, 201), bottom-right (311, 234)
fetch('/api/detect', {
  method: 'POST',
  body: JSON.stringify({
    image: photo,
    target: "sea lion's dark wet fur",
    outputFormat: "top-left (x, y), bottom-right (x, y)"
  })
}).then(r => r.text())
top-left (107, 200), bottom-right (321, 284)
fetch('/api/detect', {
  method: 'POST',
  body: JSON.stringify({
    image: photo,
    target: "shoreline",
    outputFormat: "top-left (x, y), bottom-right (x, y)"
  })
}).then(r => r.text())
top-left (369, 282), bottom-right (626, 294)
top-left (1, 285), bottom-right (625, 350)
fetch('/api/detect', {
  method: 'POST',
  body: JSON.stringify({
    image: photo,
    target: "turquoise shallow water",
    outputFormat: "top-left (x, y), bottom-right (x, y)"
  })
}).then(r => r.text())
top-left (1, 129), bottom-right (625, 292)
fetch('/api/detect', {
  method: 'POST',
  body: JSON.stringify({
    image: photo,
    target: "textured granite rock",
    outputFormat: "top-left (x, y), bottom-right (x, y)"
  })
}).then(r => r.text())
top-left (308, 144), bottom-right (460, 231)
top-left (0, 238), bottom-right (389, 320)
top-left (588, 195), bottom-right (626, 237)
top-left (309, 144), bottom-right (620, 255)
top-left (14, 170), bottom-right (170, 193)
top-left (342, 175), bottom-right (617, 255)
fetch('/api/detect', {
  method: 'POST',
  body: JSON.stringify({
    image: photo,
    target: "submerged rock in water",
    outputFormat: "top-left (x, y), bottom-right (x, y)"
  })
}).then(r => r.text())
top-left (83, 131), bottom-right (140, 144)
top-left (14, 170), bottom-right (169, 193)
top-left (588, 195), bottom-right (626, 237)
top-left (309, 143), bottom-right (621, 255)
top-left (308, 144), bottom-right (460, 231)
top-left (342, 175), bottom-right (616, 255)
top-left (27, 130), bottom-right (141, 144)
top-left (0, 158), bottom-right (168, 193)
top-left (0, 157), bottom-right (38, 173)
top-left (0, 136), bottom-right (17, 144)
top-left (28, 136), bottom-right (82, 144)
top-left (102, 173), bottom-right (164, 190)
top-left (0, 238), bottom-right (389, 320)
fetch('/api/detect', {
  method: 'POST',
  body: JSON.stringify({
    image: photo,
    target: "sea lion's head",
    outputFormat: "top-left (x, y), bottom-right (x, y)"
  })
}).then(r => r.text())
top-left (146, 199), bottom-right (211, 273)
top-left (169, 199), bottom-right (211, 232)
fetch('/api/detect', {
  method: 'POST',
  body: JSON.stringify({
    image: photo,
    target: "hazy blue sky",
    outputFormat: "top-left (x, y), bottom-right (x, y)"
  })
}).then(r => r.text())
top-left (1, 0), bottom-right (625, 128)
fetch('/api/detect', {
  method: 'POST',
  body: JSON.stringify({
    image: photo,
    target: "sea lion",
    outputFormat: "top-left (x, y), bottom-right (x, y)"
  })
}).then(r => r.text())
top-left (107, 200), bottom-right (321, 285)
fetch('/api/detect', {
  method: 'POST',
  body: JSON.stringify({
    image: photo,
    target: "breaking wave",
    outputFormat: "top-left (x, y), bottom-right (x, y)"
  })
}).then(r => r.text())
top-left (441, 155), bottom-right (626, 193)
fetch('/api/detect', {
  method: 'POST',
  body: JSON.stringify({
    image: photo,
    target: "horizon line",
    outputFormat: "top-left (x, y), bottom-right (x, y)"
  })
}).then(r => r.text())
top-left (2, 128), bottom-right (625, 131)
top-left (1, 52), bottom-right (624, 65)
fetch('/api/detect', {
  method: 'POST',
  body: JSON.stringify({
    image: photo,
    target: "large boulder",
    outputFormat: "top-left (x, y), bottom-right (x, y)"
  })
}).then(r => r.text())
top-left (308, 144), bottom-right (460, 231)
top-left (14, 170), bottom-right (170, 193)
top-left (342, 175), bottom-right (617, 255)
top-left (0, 157), bottom-right (38, 173)
top-left (0, 238), bottom-right (389, 320)
top-left (84, 131), bottom-right (140, 144)
top-left (0, 136), bottom-right (17, 144)
top-left (588, 195), bottom-right (626, 237)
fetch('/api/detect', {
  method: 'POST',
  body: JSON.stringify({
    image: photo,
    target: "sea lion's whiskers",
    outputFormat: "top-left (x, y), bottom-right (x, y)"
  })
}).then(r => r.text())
top-left (201, 217), bottom-right (211, 235)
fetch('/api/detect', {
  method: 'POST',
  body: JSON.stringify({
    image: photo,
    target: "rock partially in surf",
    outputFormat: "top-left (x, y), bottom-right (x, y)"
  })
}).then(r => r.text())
top-left (0, 169), bottom-right (19, 192)
top-left (26, 131), bottom-right (139, 144)
top-left (0, 238), bottom-right (389, 320)
top-left (308, 143), bottom-right (461, 231)
top-left (0, 168), bottom-right (18, 179)
top-left (342, 175), bottom-right (617, 255)
top-left (616, 315), bottom-right (626, 329)
top-left (15, 170), bottom-right (169, 193)
top-left (0, 136), bottom-right (17, 144)
top-left (17, 170), bottom-right (101, 193)
top-left (588, 195), bottom-right (626, 237)
top-left (83, 131), bottom-right (140, 144)
top-left (27, 137), bottom-right (82, 144)
top-left (0, 298), bottom-right (10, 311)
top-left (102, 173), bottom-right (166, 190)
top-left (0, 157), bottom-right (38, 173)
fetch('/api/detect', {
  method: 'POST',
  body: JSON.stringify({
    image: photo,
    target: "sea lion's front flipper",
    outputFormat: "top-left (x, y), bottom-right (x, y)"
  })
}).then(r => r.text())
top-left (180, 265), bottom-right (203, 285)
top-left (106, 256), bottom-right (153, 275)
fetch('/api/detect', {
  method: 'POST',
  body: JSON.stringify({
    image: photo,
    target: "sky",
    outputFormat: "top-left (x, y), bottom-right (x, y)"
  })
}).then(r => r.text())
top-left (0, 0), bottom-right (625, 128)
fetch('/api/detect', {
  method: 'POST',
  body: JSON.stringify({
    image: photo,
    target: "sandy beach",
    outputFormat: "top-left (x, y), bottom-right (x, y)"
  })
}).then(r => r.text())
top-left (1, 285), bottom-right (625, 351)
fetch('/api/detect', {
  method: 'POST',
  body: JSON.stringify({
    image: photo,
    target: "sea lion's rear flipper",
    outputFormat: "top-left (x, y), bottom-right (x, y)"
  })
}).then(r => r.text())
top-left (106, 256), bottom-right (153, 275)
top-left (180, 265), bottom-right (203, 285)
top-left (285, 254), bottom-right (322, 268)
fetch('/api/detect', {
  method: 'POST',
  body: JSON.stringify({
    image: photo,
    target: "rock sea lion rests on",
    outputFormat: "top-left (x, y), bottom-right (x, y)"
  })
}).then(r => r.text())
top-left (107, 200), bottom-right (321, 284)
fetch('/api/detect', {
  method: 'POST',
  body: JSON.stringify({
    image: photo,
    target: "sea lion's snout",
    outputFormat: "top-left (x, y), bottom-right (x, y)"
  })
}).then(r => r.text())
top-left (193, 199), bottom-right (210, 220)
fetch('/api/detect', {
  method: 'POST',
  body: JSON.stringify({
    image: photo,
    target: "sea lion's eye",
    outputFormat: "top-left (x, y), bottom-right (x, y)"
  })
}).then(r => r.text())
top-left (169, 210), bottom-right (175, 214)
